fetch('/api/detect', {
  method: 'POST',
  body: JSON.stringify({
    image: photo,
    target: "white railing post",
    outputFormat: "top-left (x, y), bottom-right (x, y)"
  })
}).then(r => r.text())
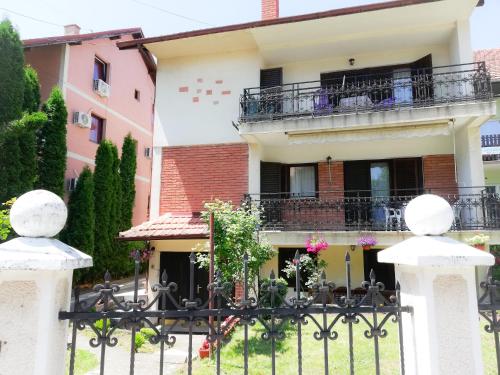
top-left (0, 190), bottom-right (92, 375)
top-left (378, 194), bottom-right (494, 375)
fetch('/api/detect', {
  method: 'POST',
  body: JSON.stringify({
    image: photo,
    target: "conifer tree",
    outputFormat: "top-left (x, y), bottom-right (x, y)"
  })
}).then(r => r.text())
top-left (93, 140), bottom-right (115, 275)
top-left (60, 167), bottom-right (95, 282)
top-left (0, 19), bottom-right (24, 126)
top-left (120, 134), bottom-right (137, 231)
top-left (38, 87), bottom-right (67, 197)
top-left (23, 65), bottom-right (41, 113)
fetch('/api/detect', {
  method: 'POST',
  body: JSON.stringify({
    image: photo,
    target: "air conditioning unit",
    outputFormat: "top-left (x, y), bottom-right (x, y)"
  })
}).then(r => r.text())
top-left (93, 79), bottom-right (110, 97)
top-left (72, 112), bottom-right (91, 128)
top-left (144, 147), bottom-right (152, 159)
top-left (67, 177), bottom-right (78, 192)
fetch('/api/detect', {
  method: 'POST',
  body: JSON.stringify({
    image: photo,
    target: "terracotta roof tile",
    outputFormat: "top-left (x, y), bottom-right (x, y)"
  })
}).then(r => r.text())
top-left (475, 49), bottom-right (500, 81)
top-left (118, 213), bottom-right (208, 241)
top-left (23, 27), bottom-right (144, 48)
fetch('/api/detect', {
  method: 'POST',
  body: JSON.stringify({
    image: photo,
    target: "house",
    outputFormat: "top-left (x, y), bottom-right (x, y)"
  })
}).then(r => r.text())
top-left (23, 25), bottom-right (156, 226)
top-left (475, 49), bottom-right (500, 192)
top-left (118, 0), bottom-right (497, 301)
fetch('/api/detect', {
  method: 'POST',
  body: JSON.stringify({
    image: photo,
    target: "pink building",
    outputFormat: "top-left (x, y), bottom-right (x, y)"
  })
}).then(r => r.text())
top-left (23, 25), bottom-right (156, 226)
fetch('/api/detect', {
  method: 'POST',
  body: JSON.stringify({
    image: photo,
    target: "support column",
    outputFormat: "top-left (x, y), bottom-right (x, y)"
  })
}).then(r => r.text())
top-left (0, 190), bottom-right (92, 375)
top-left (378, 194), bottom-right (494, 375)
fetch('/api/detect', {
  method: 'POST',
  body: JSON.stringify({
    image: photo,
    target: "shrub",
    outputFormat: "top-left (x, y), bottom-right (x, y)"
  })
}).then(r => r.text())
top-left (259, 277), bottom-right (288, 308)
top-left (23, 65), bottom-right (40, 113)
top-left (139, 327), bottom-right (157, 340)
top-left (134, 332), bottom-right (146, 352)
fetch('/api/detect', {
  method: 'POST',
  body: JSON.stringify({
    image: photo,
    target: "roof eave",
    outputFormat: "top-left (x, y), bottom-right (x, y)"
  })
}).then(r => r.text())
top-left (117, 233), bottom-right (209, 241)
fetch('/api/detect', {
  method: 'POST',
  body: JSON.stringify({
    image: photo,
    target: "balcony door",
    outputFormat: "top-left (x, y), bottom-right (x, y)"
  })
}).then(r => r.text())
top-left (371, 162), bottom-right (391, 226)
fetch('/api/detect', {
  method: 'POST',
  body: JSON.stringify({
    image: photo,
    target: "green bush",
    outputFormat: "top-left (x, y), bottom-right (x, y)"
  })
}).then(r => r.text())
top-left (139, 327), bottom-right (157, 340)
top-left (134, 332), bottom-right (146, 352)
top-left (259, 277), bottom-right (288, 308)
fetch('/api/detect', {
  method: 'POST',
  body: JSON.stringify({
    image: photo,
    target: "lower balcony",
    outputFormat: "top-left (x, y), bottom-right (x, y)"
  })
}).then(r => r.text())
top-left (246, 188), bottom-right (500, 232)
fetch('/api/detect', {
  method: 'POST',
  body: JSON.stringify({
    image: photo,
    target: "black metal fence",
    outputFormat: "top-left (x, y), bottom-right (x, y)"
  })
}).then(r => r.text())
top-left (60, 252), bottom-right (410, 375)
top-left (245, 187), bottom-right (500, 231)
top-left (239, 62), bottom-right (492, 123)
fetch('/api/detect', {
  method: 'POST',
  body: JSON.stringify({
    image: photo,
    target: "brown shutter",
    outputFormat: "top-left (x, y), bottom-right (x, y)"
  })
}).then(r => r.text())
top-left (260, 68), bottom-right (283, 88)
top-left (261, 162), bottom-right (283, 194)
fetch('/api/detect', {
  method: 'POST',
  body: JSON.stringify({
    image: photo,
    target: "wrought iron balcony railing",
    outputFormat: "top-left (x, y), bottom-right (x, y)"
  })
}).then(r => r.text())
top-left (482, 134), bottom-right (500, 161)
top-left (245, 187), bottom-right (500, 231)
top-left (240, 62), bottom-right (492, 123)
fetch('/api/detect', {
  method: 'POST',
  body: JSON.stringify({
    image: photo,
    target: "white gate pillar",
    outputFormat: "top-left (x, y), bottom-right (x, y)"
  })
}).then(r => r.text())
top-left (378, 194), bottom-right (494, 375)
top-left (0, 190), bottom-right (92, 375)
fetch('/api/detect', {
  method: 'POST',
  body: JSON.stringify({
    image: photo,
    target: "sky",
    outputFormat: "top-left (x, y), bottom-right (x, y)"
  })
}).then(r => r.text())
top-left (0, 0), bottom-right (498, 50)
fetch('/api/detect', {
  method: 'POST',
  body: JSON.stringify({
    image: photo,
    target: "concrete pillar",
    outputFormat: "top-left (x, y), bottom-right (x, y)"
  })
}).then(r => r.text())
top-left (378, 194), bottom-right (494, 375)
top-left (0, 190), bottom-right (92, 375)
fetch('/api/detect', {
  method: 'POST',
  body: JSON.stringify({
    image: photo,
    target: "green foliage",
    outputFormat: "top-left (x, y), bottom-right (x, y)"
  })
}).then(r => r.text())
top-left (134, 332), bottom-right (146, 352)
top-left (93, 141), bottom-right (115, 275)
top-left (0, 198), bottom-right (15, 241)
top-left (38, 87), bottom-right (67, 197)
top-left (23, 65), bottom-right (41, 113)
top-left (60, 167), bottom-right (95, 283)
top-left (195, 200), bottom-right (275, 285)
top-left (282, 253), bottom-right (328, 290)
top-left (139, 327), bottom-right (156, 340)
top-left (0, 19), bottom-right (24, 126)
top-left (120, 134), bottom-right (137, 231)
top-left (259, 277), bottom-right (288, 308)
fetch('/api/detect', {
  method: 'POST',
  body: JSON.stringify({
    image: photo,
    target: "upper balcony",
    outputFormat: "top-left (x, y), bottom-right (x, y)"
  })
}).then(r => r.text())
top-left (238, 62), bottom-right (494, 139)
top-left (482, 134), bottom-right (500, 162)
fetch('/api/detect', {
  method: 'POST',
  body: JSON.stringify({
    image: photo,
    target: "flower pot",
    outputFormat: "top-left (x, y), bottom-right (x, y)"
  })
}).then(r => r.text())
top-left (473, 244), bottom-right (486, 251)
top-left (362, 245), bottom-right (372, 251)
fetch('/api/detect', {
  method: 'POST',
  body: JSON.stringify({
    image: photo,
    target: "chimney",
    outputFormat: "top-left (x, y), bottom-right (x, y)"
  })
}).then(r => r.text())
top-left (64, 24), bottom-right (81, 36)
top-left (262, 0), bottom-right (279, 20)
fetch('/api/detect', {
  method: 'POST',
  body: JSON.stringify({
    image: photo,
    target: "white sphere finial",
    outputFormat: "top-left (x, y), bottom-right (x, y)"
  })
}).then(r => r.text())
top-left (10, 190), bottom-right (67, 238)
top-left (404, 194), bottom-right (454, 236)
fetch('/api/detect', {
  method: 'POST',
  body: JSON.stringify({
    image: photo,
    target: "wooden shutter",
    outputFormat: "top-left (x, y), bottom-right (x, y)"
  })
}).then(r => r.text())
top-left (260, 68), bottom-right (283, 88)
top-left (261, 162), bottom-right (283, 194)
top-left (393, 158), bottom-right (423, 196)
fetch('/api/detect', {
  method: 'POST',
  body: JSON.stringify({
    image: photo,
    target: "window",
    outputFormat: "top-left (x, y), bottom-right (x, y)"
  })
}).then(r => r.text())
top-left (89, 114), bottom-right (104, 143)
top-left (289, 165), bottom-right (316, 197)
top-left (93, 57), bottom-right (108, 82)
top-left (134, 89), bottom-right (140, 101)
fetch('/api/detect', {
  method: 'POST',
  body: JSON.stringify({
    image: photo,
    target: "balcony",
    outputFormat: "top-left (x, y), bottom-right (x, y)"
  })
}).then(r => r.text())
top-left (482, 134), bottom-right (500, 162)
top-left (245, 187), bottom-right (500, 232)
top-left (239, 62), bottom-right (492, 125)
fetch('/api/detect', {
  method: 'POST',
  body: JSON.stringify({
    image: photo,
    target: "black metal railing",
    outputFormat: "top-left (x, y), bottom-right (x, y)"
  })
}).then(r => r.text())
top-left (483, 134), bottom-right (500, 162)
top-left (245, 187), bottom-right (500, 231)
top-left (240, 62), bottom-right (492, 123)
top-left (60, 251), bottom-right (409, 375)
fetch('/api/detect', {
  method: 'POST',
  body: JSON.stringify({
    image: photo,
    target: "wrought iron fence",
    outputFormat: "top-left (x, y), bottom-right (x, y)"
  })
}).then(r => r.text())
top-left (60, 251), bottom-right (410, 375)
top-left (245, 187), bottom-right (500, 231)
top-left (239, 62), bottom-right (492, 123)
top-left (478, 267), bottom-right (500, 375)
top-left (482, 134), bottom-right (500, 148)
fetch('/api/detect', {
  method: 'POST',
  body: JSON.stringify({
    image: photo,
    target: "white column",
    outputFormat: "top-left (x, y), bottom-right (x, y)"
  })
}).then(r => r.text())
top-left (378, 194), bottom-right (494, 375)
top-left (0, 190), bottom-right (92, 375)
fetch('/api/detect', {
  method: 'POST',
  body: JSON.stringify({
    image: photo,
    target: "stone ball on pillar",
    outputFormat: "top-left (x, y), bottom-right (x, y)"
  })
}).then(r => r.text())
top-left (9, 190), bottom-right (67, 238)
top-left (404, 194), bottom-right (454, 236)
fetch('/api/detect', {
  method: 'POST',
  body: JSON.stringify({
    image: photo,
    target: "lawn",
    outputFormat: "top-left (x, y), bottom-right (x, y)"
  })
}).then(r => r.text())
top-left (66, 348), bottom-right (98, 375)
top-left (182, 316), bottom-right (498, 375)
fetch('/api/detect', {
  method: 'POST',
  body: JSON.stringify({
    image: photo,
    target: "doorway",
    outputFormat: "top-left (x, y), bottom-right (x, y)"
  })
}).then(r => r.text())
top-left (363, 249), bottom-right (395, 290)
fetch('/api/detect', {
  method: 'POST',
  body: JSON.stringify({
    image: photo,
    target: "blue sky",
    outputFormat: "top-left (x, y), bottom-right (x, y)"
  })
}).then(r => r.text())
top-left (0, 0), bottom-right (498, 50)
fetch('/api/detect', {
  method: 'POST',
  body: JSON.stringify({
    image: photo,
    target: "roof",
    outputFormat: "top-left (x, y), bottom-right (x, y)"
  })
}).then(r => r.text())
top-left (23, 27), bottom-right (144, 48)
top-left (23, 27), bottom-right (156, 82)
top-left (118, 213), bottom-right (209, 241)
top-left (475, 49), bottom-right (500, 81)
top-left (118, 0), bottom-right (482, 50)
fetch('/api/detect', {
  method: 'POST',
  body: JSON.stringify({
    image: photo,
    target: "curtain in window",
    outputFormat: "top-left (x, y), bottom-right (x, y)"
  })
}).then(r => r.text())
top-left (290, 166), bottom-right (315, 197)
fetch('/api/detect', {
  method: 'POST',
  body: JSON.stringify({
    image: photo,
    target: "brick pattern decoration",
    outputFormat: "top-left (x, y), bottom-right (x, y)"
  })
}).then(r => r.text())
top-left (262, 0), bottom-right (279, 20)
top-left (160, 143), bottom-right (248, 214)
top-left (422, 154), bottom-right (458, 195)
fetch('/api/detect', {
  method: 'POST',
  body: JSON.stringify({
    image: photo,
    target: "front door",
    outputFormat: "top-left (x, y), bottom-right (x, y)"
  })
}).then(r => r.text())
top-left (159, 252), bottom-right (209, 310)
top-left (363, 249), bottom-right (395, 290)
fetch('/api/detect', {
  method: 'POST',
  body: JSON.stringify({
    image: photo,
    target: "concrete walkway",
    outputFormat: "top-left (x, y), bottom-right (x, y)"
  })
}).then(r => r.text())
top-left (77, 330), bottom-right (205, 375)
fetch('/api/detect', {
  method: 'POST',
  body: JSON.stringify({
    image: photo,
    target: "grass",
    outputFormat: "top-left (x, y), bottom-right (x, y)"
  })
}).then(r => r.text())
top-left (181, 316), bottom-right (498, 375)
top-left (66, 349), bottom-right (98, 375)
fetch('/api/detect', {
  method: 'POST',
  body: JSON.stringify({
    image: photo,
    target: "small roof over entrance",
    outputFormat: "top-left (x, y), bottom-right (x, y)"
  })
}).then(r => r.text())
top-left (118, 213), bottom-right (208, 241)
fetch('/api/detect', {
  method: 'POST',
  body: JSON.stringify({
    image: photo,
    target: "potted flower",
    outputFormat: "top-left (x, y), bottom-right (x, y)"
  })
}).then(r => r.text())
top-left (306, 234), bottom-right (329, 255)
top-left (466, 234), bottom-right (490, 251)
top-left (357, 234), bottom-right (377, 251)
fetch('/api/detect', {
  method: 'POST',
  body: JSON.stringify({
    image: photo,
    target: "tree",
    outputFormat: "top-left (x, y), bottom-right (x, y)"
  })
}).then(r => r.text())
top-left (23, 65), bottom-right (41, 113)
top-left (60, 167), bottom-right (95, 282)
top-left (120, 134), bottom-right (137, 231)
top-left (93, 140), bottom-right (115, 275)
top-left (38, 87), bottom-right (67, 197)
top-left (196, 200), bottom-right (275, 286)
top-left (0, 19), bottom-right (24, 126)
top-left (109, 144), bottom-right (126, 273)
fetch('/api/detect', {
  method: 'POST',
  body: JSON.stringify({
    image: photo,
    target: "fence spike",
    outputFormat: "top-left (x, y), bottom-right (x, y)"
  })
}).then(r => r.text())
top-left (396, 281), bottom-right (401, 291)
top-left (104, 270), bottom-right (111, 283)
top-left (294, 250), bottom-right (300, 260)
top-left (345, 251), bottom-right (351, 262)
top-left (270, 269), bottom-right (275, 280)
top-left (161, 270), bottom-right (168, 284)
top-left (189, 252), bottom-right (196, 262)
top-left (321, 270), bottom-right (326, 281)
top-left (370, 269), bottom-right (376, 284)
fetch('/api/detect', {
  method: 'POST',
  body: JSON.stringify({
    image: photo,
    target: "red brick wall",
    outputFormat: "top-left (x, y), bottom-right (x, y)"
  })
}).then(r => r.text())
top-left (422, 154), bottom-right (458, 194)
top-left (262, 0), bottom-right (279, 20)
top-left (160, 143), bottom-right (248, 214)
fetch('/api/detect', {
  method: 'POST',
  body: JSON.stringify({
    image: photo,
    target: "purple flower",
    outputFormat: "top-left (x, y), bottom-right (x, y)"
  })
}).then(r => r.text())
top-left (357, 235), bottom-right (377, 247)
